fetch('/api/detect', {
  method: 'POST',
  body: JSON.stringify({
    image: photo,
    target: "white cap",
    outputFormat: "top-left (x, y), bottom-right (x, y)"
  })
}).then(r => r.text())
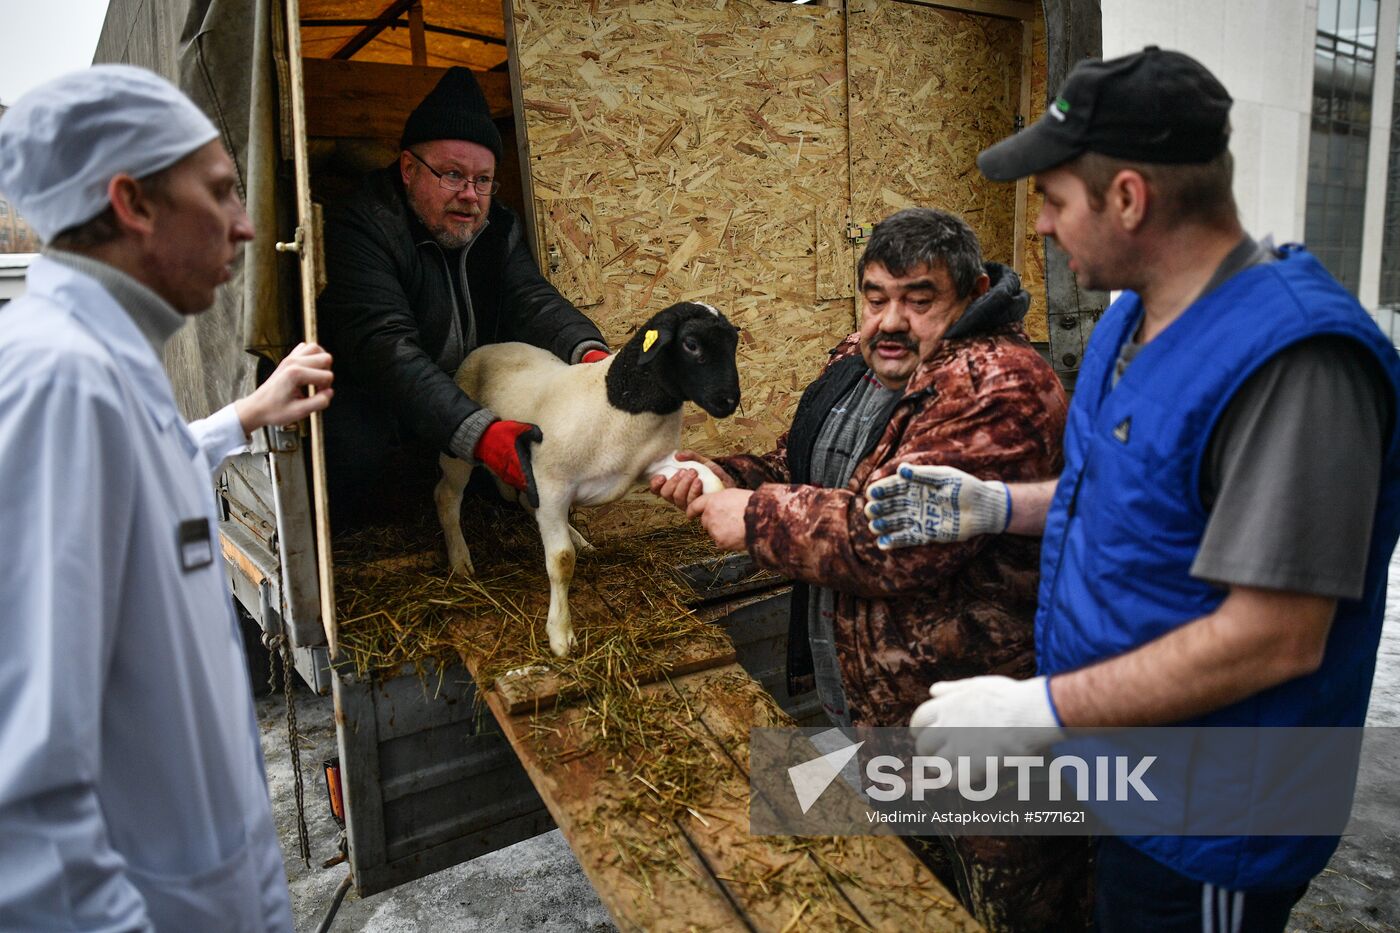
top-left (0, 65), bottom-right (220, 242)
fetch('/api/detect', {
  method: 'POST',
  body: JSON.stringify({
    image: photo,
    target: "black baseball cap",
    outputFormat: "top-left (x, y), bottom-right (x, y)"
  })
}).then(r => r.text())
top-left (978, 46), bottom-right (1232, 181)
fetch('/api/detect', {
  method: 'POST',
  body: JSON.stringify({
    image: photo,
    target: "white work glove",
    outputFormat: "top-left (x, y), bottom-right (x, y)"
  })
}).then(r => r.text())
top-left (909, 675), bottom-right (1062, 783)
top-left (864, 463), bottom-right (1010, 549)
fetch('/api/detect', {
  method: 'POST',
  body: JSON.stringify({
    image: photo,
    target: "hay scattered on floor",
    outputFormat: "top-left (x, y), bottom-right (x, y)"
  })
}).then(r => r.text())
top-left (332, 505), bottom-right (922, 920)
top-left (333, 503), bottom-right (748, 686)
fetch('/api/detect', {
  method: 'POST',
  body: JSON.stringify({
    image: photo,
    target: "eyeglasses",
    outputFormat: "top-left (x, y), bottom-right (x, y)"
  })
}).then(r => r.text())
top-left (407, 150), bottom-right (500, 196)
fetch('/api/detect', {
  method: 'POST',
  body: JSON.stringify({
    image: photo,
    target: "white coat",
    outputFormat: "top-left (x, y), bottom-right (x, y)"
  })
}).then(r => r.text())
top-left (0, 256), bottom-right (293, 932)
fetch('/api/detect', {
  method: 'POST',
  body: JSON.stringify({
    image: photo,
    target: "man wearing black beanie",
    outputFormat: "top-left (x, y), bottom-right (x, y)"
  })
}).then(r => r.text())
top-left (319, 67), bottom-right (608, 524)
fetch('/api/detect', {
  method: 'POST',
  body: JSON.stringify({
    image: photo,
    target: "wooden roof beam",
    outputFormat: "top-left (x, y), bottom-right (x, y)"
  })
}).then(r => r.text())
top-left (305, 18), bottom-right (508, 50)
top-left (329, 0), bottom-right (418, 61)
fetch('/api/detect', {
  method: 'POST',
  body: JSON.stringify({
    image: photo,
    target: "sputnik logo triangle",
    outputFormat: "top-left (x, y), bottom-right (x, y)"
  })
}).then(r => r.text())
top-left (788, 741), bottom-right (864, 814)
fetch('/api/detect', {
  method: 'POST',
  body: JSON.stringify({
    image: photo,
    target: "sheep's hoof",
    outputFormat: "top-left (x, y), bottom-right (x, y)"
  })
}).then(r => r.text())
top-left (446, 550), bottom-right (475, 577)
top-left (547, 624), bottom-right (576, 658)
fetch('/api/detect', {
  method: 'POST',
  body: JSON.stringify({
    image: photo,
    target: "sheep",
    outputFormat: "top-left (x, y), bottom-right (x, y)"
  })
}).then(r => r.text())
top-left (435, 301), bottom-right (741, 656)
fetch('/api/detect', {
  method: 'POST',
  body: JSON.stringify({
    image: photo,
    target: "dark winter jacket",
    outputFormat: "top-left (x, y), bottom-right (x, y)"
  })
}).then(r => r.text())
top-left (717, 263), bottom-right (1067, 726)
top-left (318, 166), bottom-right (605, 452)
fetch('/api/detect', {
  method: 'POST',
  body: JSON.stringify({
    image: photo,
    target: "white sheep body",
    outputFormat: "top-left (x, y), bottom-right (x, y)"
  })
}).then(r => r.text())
top-left (456, 343), bottom-right (721, 507)
top-left (436, 307), bottom-right (736, 657)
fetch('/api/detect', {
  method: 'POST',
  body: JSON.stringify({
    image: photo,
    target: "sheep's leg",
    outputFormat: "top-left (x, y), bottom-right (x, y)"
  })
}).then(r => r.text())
top-left (435, 454), bottom-right (476, 575)
top-left (567, 520), bottom-right (593, 553)
top-left (534, 491), bottom-right (578, 657)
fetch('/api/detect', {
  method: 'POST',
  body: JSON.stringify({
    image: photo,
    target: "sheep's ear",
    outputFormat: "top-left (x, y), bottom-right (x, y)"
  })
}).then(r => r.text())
top-left (638, 326), bottom-right (672, 366)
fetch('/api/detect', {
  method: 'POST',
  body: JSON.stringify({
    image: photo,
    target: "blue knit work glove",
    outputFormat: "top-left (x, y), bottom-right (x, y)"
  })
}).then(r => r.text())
top-left (864, 463), bottom-right (1011, 549)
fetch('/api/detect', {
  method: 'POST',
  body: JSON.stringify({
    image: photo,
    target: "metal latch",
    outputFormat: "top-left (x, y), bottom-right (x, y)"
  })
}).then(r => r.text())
top-left (264, 424), bottom-right (300, 453)
top-left (847, 223), bottom-right (874, 242)
top-left (275, 227), bottom-right (304, 255)
top-left (1015, 114), bottom-right (1026, 132)
top-left (257, 579), bottom-right (279, 638)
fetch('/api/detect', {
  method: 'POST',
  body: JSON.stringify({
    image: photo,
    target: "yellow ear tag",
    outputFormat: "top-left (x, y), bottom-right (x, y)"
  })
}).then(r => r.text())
top-left (642, 329), bottom-right (659, 353)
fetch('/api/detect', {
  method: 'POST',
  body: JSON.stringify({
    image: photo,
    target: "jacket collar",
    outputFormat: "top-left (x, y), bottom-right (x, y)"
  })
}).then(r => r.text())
top-left (45, 249), bottom-right (185, 355)
top-left (941, 261), bottom-right (1030, 340)
top-left (25, 254), bottom-right (186, 430)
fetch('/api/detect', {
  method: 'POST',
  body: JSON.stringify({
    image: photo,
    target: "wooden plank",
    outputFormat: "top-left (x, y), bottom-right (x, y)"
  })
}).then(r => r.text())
top-left (477, 634), bottom-right (736, 715)
top-left (472, 667), bottom-right (757, 930)
top-left (538, 196), bottom-right (603, 308)
top-left (679, 668), bottom-right (979, 931)
top-left (502, 0), bottom-right (542, 260)
top-left (301, 58), bottom-right (512, 140)
top-left (501, 594), bottom-right (766, 720)
top-left (220, 527), bottom-right (268, 588)
top-left (469, 656), bottom-right (979, 931)
top-left (815, 201), bottom-right (858, 307)
top-left (1012, 20), bottom-right (1033, 277)
top-left (407, 1), bottom-right (426, 65)
top-left (1020, 10), bottom-right (1050, 343)
top-left (282, 0), bottom-right (338, 657)
top-left (894, 0), bottom-right (1037, 21)
top-left (331, 0), bottom-right (417, 59)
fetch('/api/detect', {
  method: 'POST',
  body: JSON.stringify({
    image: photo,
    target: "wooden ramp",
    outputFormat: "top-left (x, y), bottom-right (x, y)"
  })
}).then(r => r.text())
top-left (460, 612), bottom-right (980, 933)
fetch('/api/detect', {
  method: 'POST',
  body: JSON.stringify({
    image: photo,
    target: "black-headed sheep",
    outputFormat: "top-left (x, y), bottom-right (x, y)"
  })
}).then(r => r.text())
top-left (436, 301), bottom-right (741, 656)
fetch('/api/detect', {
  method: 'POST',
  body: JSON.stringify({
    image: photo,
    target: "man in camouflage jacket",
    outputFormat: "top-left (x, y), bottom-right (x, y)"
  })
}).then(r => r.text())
top-left (652, 208), bottom-right (1086, 932)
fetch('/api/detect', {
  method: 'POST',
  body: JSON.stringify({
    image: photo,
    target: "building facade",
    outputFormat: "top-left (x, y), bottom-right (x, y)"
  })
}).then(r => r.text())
top-left (0, 104), bottom-right (43, 255)
top-left (1106, 0), bottom-right (1400, 341)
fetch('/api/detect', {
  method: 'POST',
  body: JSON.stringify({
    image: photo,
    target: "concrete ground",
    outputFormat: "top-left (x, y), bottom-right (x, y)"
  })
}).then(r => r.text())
top-left (259, 555), bottom-right (1400, 932)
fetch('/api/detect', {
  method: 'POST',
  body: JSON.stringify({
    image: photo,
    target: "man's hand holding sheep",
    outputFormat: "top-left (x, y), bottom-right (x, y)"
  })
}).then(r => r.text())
top-left (650, 449), bottom-right (750, 551)
top-left (648, 449), bottom-right (735, 507)
top-left (473, 418), bottom-right (544, 508)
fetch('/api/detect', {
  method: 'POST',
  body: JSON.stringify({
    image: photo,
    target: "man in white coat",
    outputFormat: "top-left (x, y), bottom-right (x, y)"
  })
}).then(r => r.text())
top-left (0, 66), bottom-right (332, 931)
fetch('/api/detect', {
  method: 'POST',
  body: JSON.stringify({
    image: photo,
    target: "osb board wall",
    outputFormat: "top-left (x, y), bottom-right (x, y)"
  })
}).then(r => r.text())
top-left (846, 0), bottom-right (1048, 341)
top-left (514, 0), bottom-right (855, 538)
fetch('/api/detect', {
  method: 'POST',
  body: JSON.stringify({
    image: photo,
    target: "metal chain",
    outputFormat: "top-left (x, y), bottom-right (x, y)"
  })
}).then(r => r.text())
top-left (264, 630), bottom-right (311, 866)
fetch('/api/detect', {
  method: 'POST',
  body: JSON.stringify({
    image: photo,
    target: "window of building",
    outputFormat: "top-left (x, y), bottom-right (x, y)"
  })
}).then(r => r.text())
top-left (0, 201), bottom-right (8, 218)
top-left (1307, 0), bottom-right (1380, 295)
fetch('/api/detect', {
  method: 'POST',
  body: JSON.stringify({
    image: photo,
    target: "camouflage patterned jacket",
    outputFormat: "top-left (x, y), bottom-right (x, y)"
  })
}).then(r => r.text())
top-left (718, 316), bottom-right (1067, 727)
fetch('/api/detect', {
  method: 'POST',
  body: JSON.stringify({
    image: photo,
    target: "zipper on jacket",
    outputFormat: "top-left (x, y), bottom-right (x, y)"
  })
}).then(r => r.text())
top-left (420, 216), bottom-right (489, 369)
top-left (1043, 463), bottom-right (1086, 663)
top-left (457, 244), bottom-right (477, 353)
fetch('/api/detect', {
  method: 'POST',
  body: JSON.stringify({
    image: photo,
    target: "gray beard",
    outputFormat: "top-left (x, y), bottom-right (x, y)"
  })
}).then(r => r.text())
top-left (409, 202), bottom-right (478, 251)
top-left (430, 225), bottom-right (475, 251)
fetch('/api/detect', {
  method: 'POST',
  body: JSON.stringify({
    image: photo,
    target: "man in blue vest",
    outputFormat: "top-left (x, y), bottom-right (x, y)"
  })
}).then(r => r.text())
top-left (861, 48), bottom-right (1400, 932)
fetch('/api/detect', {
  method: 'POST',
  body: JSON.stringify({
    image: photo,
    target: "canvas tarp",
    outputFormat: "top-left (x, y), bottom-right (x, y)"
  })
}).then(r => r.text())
top-left (94, 0), bottom-right (299, 421)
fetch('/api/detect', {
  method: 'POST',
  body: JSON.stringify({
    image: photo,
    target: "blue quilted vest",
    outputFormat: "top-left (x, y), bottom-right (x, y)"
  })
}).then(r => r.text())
top-left (1036, 246), bottom-right (1400, 888)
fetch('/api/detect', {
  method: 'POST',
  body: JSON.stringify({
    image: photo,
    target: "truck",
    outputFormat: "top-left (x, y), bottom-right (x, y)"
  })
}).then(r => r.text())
top-left (0, 252), bottom-right (38, 307)
top-left (93, 0), bottom-right (1103, 901)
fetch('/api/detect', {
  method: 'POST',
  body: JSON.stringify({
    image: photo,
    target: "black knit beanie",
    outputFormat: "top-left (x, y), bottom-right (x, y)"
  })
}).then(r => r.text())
top-left (400, 67), bottom-right (503, 161)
